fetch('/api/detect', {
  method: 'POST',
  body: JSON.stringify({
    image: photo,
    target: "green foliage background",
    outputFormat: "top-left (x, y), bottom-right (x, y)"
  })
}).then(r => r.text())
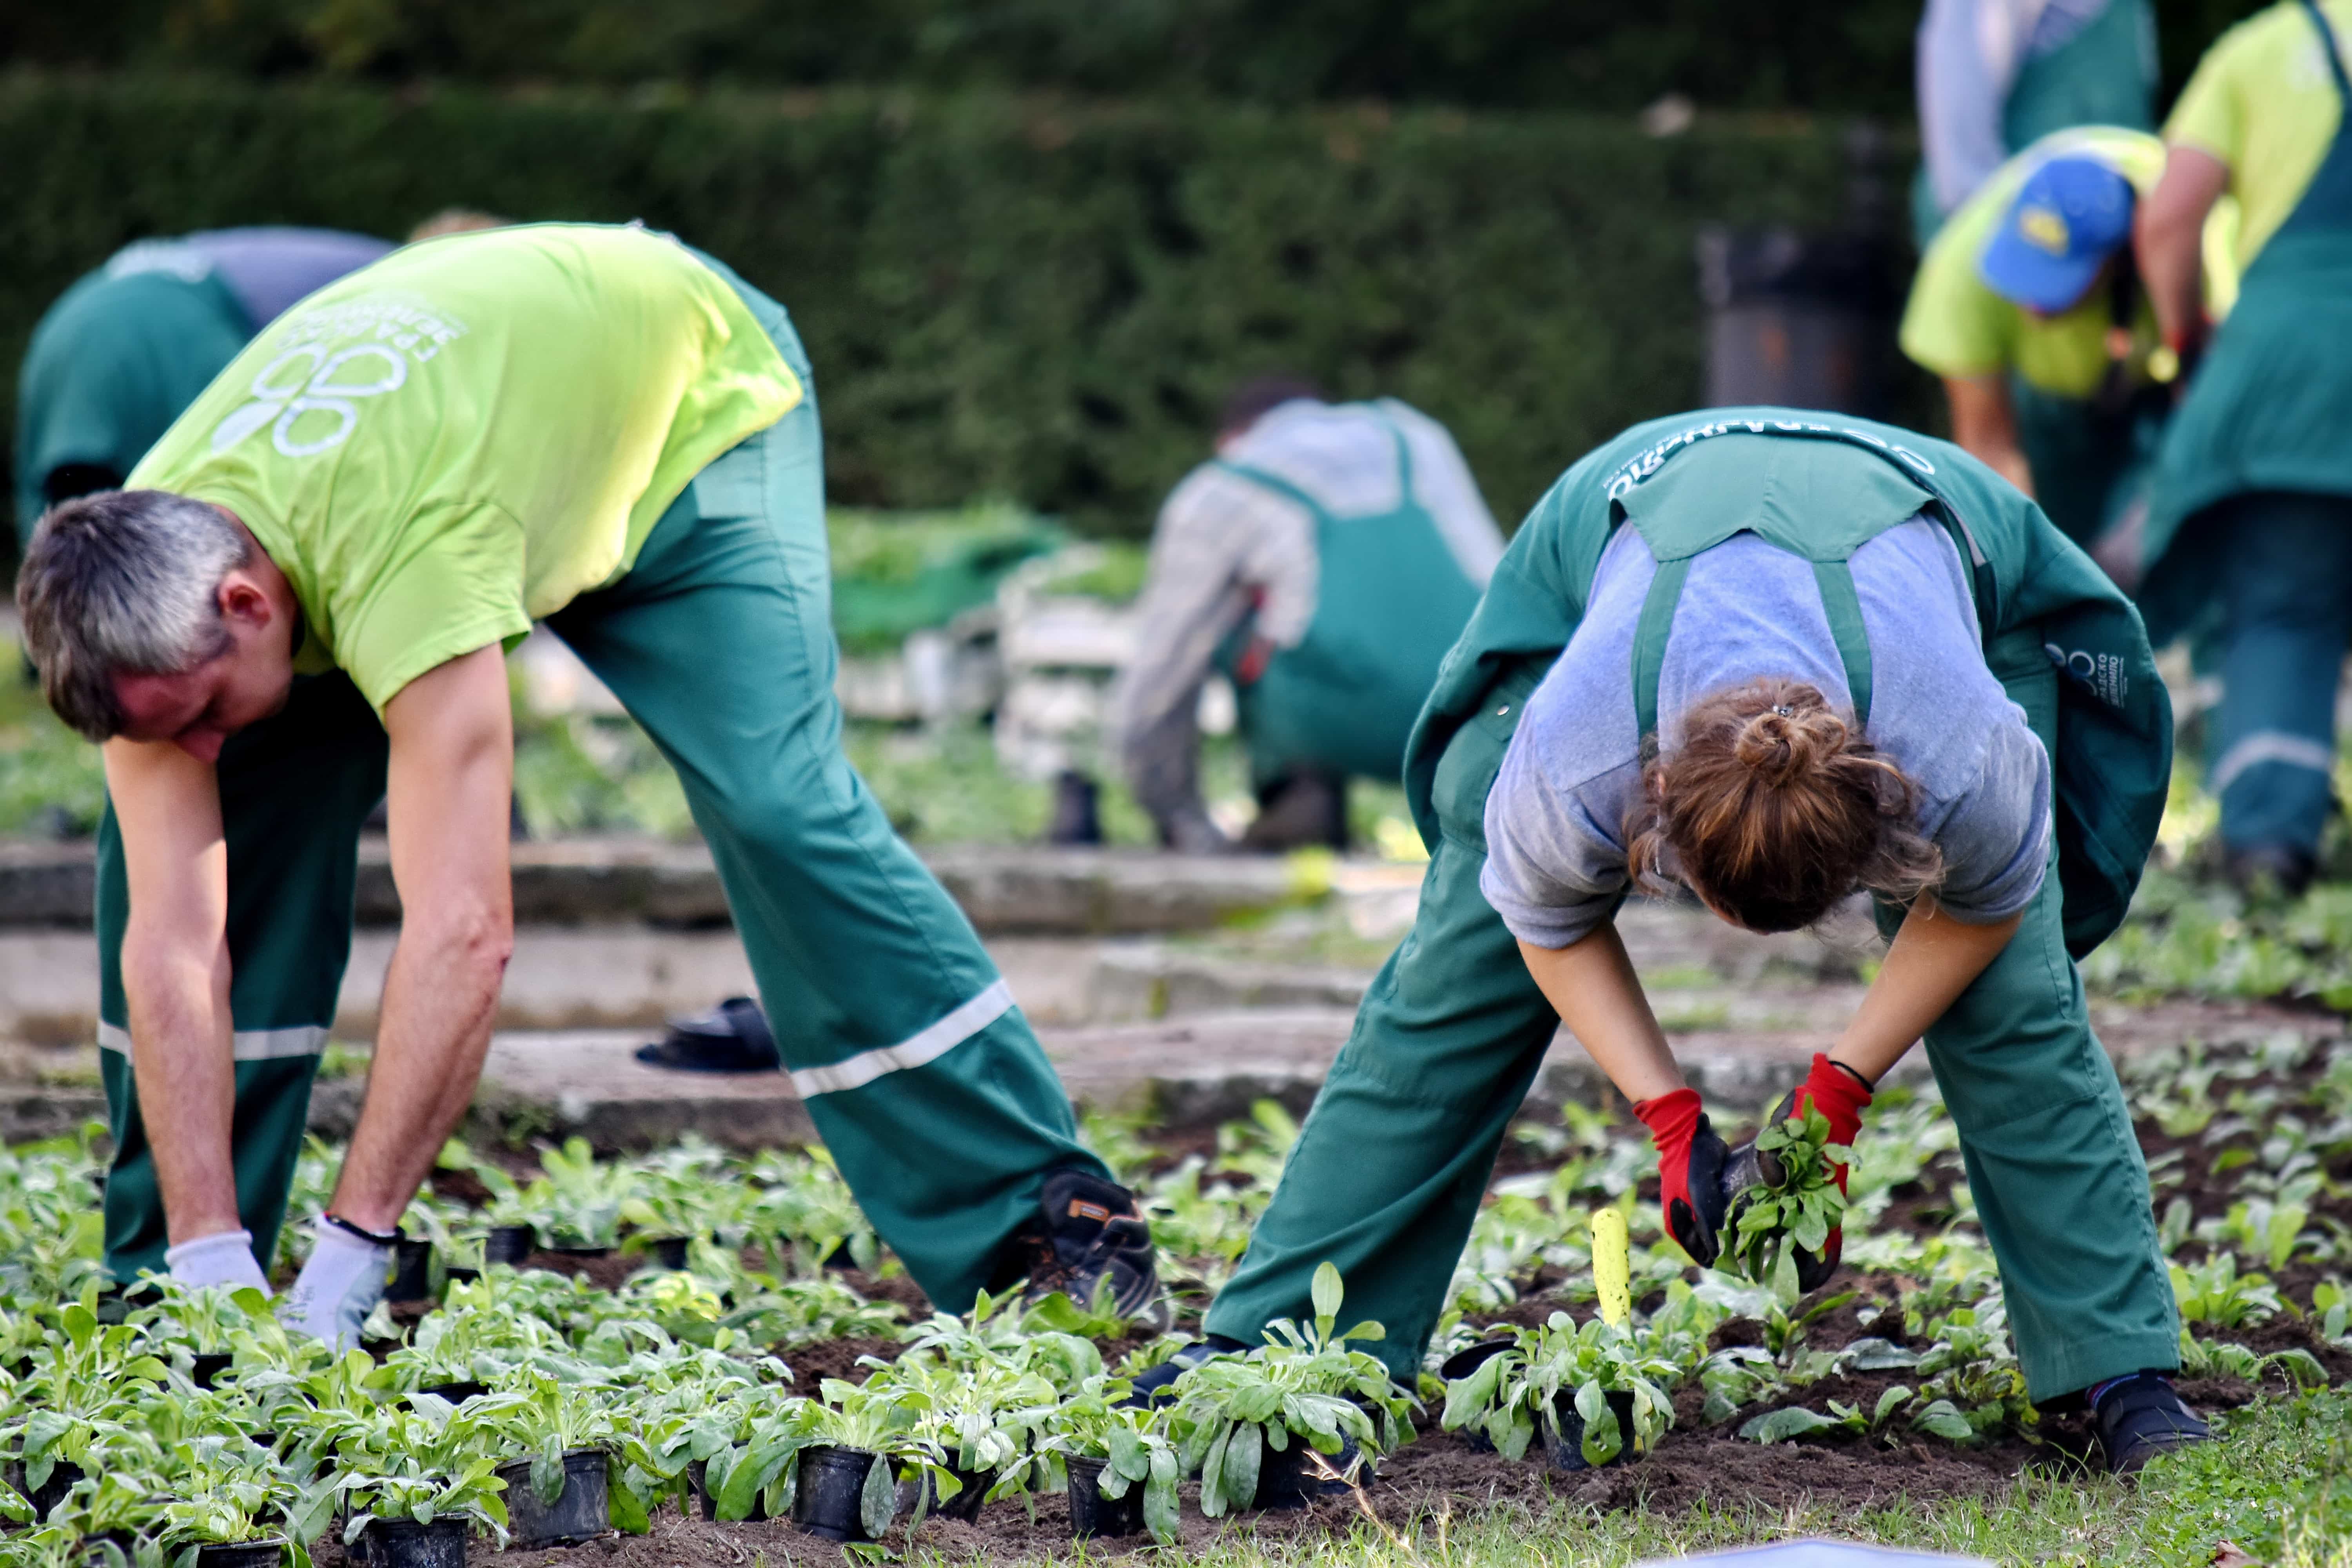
top-left (0, 0), bottom-right (2266, 114)
top-left (2, 73), bottom-right (1877, 540)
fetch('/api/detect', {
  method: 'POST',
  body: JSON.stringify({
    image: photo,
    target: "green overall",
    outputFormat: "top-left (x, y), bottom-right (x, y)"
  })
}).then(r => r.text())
top-left (1911, 0), bottom-right (2158, 247)
top-left (1210, 418), bottom-right (1485, 788)
top-left (94, 255), bottom-right (1110, 1302)
top-left (13, 266), bottom-right (250, 546)
top-left (2141, 0), bottom-right (2352, 852)
top-left (1206, 408), bottom-right (2180, 1403)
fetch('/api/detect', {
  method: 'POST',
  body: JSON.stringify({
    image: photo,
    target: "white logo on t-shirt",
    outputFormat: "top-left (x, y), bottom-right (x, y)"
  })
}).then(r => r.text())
top-left (208, 293), bottom-right (467, 459)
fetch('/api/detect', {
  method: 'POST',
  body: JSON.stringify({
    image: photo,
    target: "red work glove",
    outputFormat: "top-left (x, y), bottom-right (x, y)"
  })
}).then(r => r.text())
top-left (1731, 1053), bottom-right (1874, 1291)
top-left (1632, 1087), bottom-right (1731, 1268)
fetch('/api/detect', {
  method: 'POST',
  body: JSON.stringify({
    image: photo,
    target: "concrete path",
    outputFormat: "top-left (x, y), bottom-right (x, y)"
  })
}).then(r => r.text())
top-left (3, 837), bottom-right (2338, 1150)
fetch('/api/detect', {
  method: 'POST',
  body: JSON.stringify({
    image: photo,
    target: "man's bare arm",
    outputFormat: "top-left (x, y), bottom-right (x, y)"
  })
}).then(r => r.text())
top-left (2137, 145), bottom-right (2230, 365)
top-left (1943, 375), bottom-right (2035, 497)
top-left (104, 738), bottom-right (239, 1245)
top-left (327, 644), bottom-right (514, 1231)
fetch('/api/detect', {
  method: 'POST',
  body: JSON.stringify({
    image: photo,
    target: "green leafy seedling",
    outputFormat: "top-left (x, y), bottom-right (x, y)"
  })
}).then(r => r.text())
top-left (1729, 1106), bottom-right (1849, 1287)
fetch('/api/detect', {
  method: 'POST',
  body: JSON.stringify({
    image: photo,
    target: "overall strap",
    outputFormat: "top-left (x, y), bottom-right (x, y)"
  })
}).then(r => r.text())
top-left (1630, 558), bottom-right (1693, 741)
top-left (1386, 416), bottom-right (1417, 501)
top-left (1811, 560), bottom-right (1876, 728)
top-left (1629, 553), bottom-right (1877, 740)
top-left (1207, 456), bottom-right (1331, 522)
top-left (2304, 0), bottom-right (2352, 100)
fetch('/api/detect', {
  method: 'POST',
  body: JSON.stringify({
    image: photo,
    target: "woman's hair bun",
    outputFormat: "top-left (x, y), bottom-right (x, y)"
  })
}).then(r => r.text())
top-left (1730, 699), bottom-right (1847, 787)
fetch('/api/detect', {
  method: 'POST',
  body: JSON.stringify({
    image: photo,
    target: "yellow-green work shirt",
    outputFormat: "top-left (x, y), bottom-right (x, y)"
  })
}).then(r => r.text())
top-left (1900, 126), bottom-right (2240, 397)
top-left (2167, 0), bottom-right (2352, 271)
top-left (128, 223), bottom-right (803, 716)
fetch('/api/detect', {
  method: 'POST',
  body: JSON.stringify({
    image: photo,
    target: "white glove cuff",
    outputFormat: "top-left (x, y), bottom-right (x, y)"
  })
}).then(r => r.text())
top-left (163, 1229), bottom-right (270, 1293)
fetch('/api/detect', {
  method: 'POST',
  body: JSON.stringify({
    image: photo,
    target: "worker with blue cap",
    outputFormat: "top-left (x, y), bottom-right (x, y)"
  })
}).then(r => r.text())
top-left (1901, 129), bottom-right (2238, 555)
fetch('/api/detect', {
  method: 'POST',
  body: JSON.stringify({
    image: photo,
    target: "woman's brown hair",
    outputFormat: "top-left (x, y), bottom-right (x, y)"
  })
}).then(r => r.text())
top-left (1624, 678), bottom-right (1943, 932)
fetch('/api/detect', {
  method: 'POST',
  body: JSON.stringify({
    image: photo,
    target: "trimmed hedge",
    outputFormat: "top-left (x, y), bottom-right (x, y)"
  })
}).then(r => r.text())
top-left (3, 73), bottom-right (1905, 539)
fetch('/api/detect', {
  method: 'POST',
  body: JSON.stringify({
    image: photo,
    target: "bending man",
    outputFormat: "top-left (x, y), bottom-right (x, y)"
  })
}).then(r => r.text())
top-left (1112, 380), bottom-right (1503, 853)
top-left (16, 223), bottom-right (1160, 1343)
top-left (1901, 128), bottom-right (2238, 558)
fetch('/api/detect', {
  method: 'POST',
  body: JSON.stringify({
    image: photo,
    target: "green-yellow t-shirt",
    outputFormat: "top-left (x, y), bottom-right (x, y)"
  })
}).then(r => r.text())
top-left (1899, 126), bottom-right (2241, 397)
top-left (2166, 0), bottom-right (2352, 271)
top-left (128, 223), bottom-right (803, 716)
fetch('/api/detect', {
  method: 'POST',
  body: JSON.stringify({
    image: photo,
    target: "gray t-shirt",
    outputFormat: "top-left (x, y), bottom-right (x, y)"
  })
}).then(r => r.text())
top-left (1479, 516), bottom-right (2052, 948)
top-left (109, 229), bottom-right (394, 332)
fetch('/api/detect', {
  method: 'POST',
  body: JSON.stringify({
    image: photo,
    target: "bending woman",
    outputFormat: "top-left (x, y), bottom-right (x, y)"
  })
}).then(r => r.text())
top-left (1184, 409), bottom-right (2207, 1474)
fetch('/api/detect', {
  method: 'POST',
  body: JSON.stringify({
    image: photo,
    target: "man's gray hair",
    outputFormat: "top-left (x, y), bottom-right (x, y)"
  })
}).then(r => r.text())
top-left (16, 490), bottom-right (251, 741)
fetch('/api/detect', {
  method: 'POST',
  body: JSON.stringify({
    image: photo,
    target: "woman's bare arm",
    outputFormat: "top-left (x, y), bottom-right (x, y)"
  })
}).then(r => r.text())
top-left (1516, 926), bottom-right (1683, 1102)
top-left (1830, 897), bottom-right (2022, 1084)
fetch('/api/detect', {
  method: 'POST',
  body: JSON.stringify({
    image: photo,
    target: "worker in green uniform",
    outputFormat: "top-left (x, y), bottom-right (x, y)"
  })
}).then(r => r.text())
top-left (1111, 381), bottom-right (1503, 853)
top-left (13, 223), bottom-right (1161, 1344)
top-left (1900, 127), bottom-right (2239, 555)
top-left (15, 229), bottom-right (393, 546)
top-left (1146, 409), bottom-right (2205, 1475)
top-left (2135, 0), bottom-right (2352, 897)
top-left (1913, 0), bottom-right (2161, 246)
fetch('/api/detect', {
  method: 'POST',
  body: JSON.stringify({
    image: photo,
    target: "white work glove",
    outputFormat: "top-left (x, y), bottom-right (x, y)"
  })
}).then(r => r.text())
top-left (164, 1229), bottom-right (271, 1293)
top-left (279, 1217), bottom-right (396, 1352)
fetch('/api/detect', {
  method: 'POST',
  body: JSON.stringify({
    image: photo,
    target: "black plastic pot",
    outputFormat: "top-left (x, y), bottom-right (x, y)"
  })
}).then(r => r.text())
top-left (387, 1239), bottom-right (434, 1303)
top-left (409, 1381), bottom-right (487, 1407)
top-left (897, 1464), bottom-right (989, 1523)
top-left (348, 1517), bottom-right (468, 1568)
top-left (191, 1352), bottom-right (234, 1390)
top-left (194, 1538), bottom-right (286, 1568)
top-left (689, 1459), bottom-right (770, 1523)
top-left (1065, 1457), bottom-right (1143, 1539)
top-left (1439, 1340), bottom-right (1514, 1454)
top-left (497, 1449), bottom-right (609, 1546)
top-left (483, 1225), bottom-right (535, 1266)
top-left (7, 1459), bottom-right (83, 1518)
top-left (1548, 1389), bottom-right (1640, 1472)
top-left (646, 1236), bottom-right (691, 1271)
top-left (443, 1267), bottom-right (481, 1287)
top-left (790, 1445), bottom-right (888, 1543)
top-left (1252, 1436), bottom-right (1361, 1509)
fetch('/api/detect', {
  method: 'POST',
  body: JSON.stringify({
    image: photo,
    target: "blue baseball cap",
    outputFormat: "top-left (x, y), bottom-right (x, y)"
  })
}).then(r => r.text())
top-left (1977, 155), bottom-right (2136, 313)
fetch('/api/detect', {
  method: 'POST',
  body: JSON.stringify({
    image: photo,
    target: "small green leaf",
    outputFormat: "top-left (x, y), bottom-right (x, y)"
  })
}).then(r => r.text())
top-left (1310, 1262), bottom-right (1344, 1324)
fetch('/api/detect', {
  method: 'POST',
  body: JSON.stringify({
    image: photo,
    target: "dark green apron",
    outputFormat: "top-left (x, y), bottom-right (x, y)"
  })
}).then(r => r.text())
top-left (1910, 0), bottom-right (2158, 246)
top-left (1408, 408), bottom-right (2171, 958)
top-left (1211, 414), bottom-right (1484, 785)
top-left (2141, 0), bottom-right (2352, 644)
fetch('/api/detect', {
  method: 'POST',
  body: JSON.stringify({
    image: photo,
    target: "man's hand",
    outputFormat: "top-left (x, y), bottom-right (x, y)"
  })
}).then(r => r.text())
top-left (321, 644), bottom-right (514, 1235)
top-left (1725, 1053), bottom-right (1874, 1290)
top-left (103, 736), bottom-right (241, 1248)
top-left (2136, 144), bottom-right (2230, 377)
top-left (1942, 375), bottom-right (2035, 499)
top-left (1633, 1087), bottom-right (1731, 1267)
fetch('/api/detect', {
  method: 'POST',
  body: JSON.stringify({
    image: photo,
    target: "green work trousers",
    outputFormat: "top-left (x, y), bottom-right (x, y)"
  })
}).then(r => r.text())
top-left (1205, 641), bottom-right (2181, 1403)
top-left (96, 267), bottom-right (1109, 1305)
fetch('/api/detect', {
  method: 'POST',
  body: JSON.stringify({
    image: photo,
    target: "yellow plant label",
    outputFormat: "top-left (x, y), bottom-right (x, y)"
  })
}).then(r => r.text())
top-left (1592, 1207), bottom-right (1631, 1327)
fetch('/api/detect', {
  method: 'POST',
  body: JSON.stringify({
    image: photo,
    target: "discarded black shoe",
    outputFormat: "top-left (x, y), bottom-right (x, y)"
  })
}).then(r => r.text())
top-left (1005, 1169), bottom-right (1171, 1332)
top-left (2093, 1371), bottom-right (2210, 1474)
top-left (1125, 1336), bottom-right (1249, 1404)
top-left (633, 996), bottom-right (780, 1073)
